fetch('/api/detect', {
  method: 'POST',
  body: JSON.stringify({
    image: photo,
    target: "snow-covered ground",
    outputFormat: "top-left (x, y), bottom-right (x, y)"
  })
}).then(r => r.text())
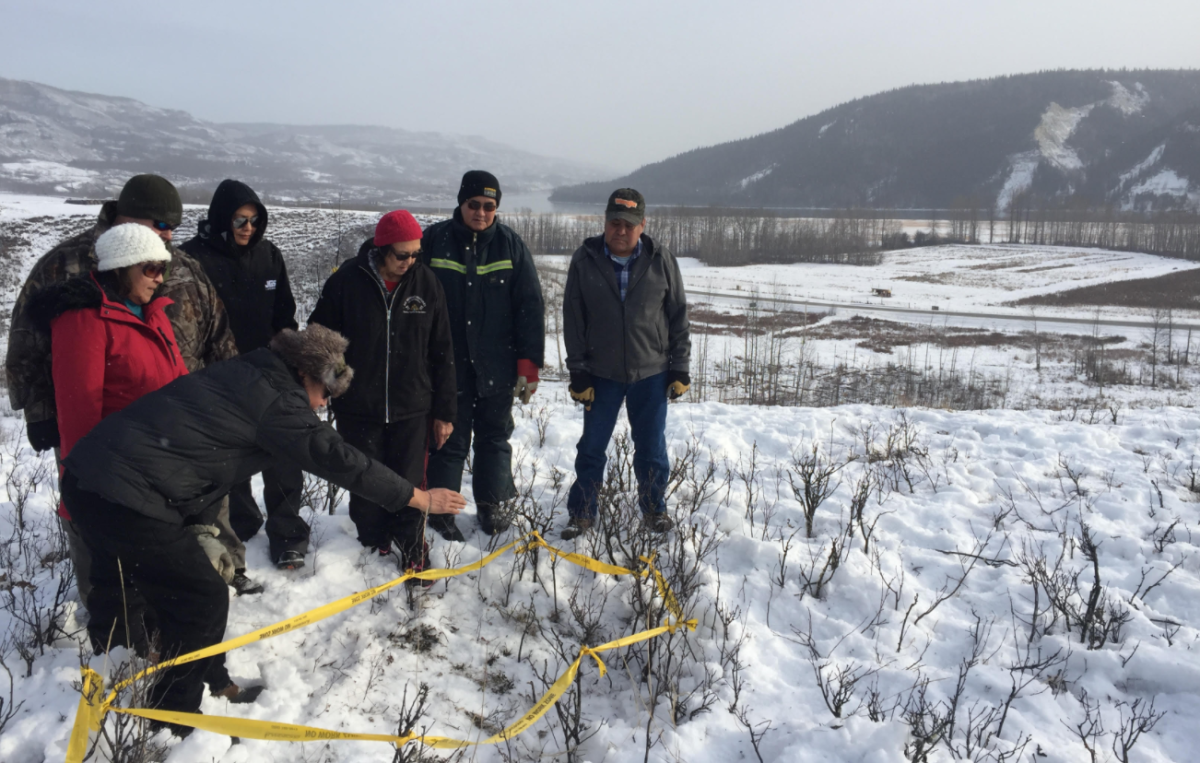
top-left (2, 193), bottom-right (1199, 762)
top-left (2, 393), bottom-right (1199, 762)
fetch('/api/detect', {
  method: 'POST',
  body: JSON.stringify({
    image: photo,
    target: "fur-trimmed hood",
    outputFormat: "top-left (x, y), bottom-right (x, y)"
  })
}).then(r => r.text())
top-left (26, 273), bottom-right (169, 334)
top-left (268, 325), bottom-right (355, 398)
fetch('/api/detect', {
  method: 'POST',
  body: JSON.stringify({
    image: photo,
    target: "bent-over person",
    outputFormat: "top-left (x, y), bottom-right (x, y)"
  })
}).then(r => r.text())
top-left (60, 325), bottom-right (465, 734)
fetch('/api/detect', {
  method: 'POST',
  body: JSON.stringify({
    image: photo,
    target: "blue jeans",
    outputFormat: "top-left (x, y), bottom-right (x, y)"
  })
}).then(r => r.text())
top-left (567, 372), bottom-right (670, 520)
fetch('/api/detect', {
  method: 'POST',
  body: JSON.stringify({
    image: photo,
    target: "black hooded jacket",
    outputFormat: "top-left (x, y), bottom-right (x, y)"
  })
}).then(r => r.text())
top-left (308, 239), bottom-right (456, 424)
top-left (181, 179), bottom-right (298, 353)
top-left (420, 209), bottom-right (544, 398)
top-left (63, 348), bottom-right (416, 526)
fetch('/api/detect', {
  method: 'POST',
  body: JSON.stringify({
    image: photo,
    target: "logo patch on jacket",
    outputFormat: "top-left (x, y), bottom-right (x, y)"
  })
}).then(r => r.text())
top-left (265, 280), bottom-right (277, 291)
top-left (402, 296), bottom-right (427, 314)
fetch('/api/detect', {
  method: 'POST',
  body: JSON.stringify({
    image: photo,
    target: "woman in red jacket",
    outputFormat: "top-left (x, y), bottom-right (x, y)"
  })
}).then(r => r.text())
top-left (31, 223), bottom-right (186, 461)
top-left (30, 223), bottom-right (263, 705)
top-left (28, 222), bottom-right (187, 652)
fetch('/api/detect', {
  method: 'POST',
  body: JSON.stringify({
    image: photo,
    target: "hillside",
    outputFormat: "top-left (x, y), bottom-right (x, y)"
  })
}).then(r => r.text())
top-left (552, 70), bottom-right (1200, 212)
top-left (0, 77), bottom-right (604, 206)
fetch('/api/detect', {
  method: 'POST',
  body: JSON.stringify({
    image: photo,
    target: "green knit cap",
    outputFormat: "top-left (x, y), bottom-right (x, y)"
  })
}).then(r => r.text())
top-left (116, 174), bottom-right (183, 227)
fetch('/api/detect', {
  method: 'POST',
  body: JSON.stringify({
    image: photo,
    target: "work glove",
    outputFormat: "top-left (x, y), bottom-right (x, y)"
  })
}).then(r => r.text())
top-left (569, 370), bottom-right (595, 411)
top-left (26, 419), bottom-right (60, 452)
top-left (513, 359), bottom-right (540, 404)
top-left (188, 525), bottom-right (235, 584)
top-left (667, 370), bottom-right (691, 400)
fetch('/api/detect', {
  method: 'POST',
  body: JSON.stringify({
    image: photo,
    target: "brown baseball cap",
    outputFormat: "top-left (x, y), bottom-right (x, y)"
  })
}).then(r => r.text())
top-left (605, 188), bottom-right (645, 225)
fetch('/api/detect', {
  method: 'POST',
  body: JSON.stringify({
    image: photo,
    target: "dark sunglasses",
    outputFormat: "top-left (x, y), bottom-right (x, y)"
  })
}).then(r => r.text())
top-left (233, 215), bottom-right (259, 229)
top-left (388, 249), bottom-right (422, 262)
top-left (152, 220), bottom-right (178, 232)
top-left (141, 262), bottom-right (169, 279)
top-left (466, 200), bottom-right (497, 213)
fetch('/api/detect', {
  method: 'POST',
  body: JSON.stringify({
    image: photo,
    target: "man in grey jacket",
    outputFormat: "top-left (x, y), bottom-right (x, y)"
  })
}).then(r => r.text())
top-left (561, 189), bottom-right (690, 539)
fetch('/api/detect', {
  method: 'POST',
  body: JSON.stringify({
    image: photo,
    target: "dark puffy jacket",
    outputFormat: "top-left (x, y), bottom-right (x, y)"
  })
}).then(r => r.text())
top-left (421, 209), bottom-right (544, 398)
top-left (308, 239), bottom-right (456, 424)
top-left (63, 348), bottom-right (416, 526)
top-left (564, 234), bottom-right (690, 383)
top-left (181, 179), bottom-right (298, 353)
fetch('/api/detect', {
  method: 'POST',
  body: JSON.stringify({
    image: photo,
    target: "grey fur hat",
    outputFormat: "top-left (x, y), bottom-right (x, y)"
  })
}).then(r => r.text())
top-left (269, 325), bottom-right (355, 398)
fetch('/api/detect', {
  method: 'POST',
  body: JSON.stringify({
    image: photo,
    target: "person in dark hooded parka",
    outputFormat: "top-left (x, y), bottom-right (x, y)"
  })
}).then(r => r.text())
top-left (60, 325), bottom-right (466, 732)
top-left (181, 179), bottom-right (308, 568)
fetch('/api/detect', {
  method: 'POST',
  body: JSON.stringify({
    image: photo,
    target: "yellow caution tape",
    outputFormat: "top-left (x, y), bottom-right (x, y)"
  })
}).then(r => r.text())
top-left (67, 531), bottom-right (690, 761)
top-left (520, 531), bottom-right (646, 577)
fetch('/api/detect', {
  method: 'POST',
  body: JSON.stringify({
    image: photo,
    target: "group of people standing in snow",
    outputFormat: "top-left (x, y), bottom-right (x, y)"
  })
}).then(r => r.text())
top-left (3, 169), bottom-right (691, 728)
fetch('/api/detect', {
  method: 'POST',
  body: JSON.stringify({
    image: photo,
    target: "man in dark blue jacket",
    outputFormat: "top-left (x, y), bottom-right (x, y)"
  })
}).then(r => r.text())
top-left (421, 171), bottom-right (545, 537)
top-left (182, 179), bottom-right (308, 570)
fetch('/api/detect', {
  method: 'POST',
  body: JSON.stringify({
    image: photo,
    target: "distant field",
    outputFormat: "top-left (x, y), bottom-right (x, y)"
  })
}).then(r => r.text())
top-left (1014, 267), bottom-right (1200, 311)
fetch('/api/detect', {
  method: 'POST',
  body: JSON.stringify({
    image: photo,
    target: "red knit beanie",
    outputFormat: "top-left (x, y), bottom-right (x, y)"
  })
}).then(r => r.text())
top-left (374, 210), bottom-right (423, 247)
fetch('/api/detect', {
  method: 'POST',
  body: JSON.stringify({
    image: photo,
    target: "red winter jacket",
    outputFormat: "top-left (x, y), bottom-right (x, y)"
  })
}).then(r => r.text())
top-left (28, 273), bottom-right (187, 517)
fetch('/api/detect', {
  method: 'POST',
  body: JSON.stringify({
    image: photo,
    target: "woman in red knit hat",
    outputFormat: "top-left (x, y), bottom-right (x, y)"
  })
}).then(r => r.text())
top-left (308, 211), bottom-right (459, 580)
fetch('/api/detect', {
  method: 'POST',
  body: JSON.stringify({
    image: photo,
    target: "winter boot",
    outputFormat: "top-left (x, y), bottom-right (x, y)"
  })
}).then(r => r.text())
top-left (428, 514), bottom-right (465, 542)
top-left (560, 516), bottom-right (594, 540)
top-left (641, 512), bottom-right (675, 534)
top-left (275, 550), bottom-right (305, 570)
top-left (402, 540), bottom-right (434, 588)
top-left (230, 570), bottom-right (264, 596)
top-left (212, 682), bottom-right (265, 705)
top-left (478, 503), bottom-right (512, 536)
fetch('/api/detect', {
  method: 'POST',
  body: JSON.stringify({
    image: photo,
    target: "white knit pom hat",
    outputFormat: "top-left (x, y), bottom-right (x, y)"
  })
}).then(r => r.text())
top-left (95, 223), bottom-right (172, 272)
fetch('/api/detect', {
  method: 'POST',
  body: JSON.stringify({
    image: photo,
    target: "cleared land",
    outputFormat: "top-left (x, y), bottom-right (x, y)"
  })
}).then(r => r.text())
top-left (1014, 266), bottom-right (1200, 311)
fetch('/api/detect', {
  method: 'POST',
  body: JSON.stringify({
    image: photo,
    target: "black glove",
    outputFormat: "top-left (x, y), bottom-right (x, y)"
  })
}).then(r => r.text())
top-left (26, 419), bottom-right (60, 452)
top-left (569, 371), bottom-right (595, 411)
top-left (667, 370), bottom-right (691, 400)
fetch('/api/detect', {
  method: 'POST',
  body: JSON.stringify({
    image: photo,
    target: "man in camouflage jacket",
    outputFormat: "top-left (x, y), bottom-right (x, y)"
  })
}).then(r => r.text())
top-left (4, 175), bottom-right (252, 599)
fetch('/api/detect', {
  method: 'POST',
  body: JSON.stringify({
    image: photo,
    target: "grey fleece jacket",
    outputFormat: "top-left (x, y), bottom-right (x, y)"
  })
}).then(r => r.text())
top-left (563, 233), bottom-right (690, 383)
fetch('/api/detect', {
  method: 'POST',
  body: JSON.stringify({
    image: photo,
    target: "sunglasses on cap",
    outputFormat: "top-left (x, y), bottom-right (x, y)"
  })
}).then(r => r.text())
top-left (141, 262), bottom-right (170, 279)
top-left (233, 215), bottom-right (259, 230)
top-left (387, 248), bottom-right (422, 263)
top-left (151, 220), bottom-right (178, 232)
top-left (466, 200), bottom-right (497, 213)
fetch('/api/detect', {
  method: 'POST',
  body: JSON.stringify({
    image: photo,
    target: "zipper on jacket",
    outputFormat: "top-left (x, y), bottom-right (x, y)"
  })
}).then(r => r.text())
top-left (156, 327), bottom-right (179, 367)
top-left (360, 263), bottom-right (396, 423)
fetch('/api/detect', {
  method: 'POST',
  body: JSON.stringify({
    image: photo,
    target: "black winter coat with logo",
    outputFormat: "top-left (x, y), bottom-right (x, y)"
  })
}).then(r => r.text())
top-left (420, 210), bottom-right (544, 398)
top-left (308, 240), bottom-right (456, 424)
top-left (181, 179), bottom-right (298, 354)
top-left (63, 348), bottom-right (416, 526)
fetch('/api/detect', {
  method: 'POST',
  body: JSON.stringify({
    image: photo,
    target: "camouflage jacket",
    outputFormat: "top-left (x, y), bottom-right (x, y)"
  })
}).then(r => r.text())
top-left (4, 202), bottom-right (239, 424)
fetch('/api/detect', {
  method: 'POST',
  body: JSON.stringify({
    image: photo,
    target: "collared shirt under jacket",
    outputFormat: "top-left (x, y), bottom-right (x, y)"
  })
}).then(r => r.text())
top-left (564, 233), bottom-right (690, 384)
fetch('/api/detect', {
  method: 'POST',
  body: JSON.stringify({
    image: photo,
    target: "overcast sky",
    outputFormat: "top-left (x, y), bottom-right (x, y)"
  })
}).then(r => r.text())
top-left (3, 0), bottom-right (1199, 176)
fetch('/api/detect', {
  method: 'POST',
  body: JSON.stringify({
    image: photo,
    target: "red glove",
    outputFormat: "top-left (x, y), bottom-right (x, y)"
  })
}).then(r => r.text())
top-left (514, 359), bottom-right (540, 403)
top-left (516, 359), bottom-right (539, 384)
